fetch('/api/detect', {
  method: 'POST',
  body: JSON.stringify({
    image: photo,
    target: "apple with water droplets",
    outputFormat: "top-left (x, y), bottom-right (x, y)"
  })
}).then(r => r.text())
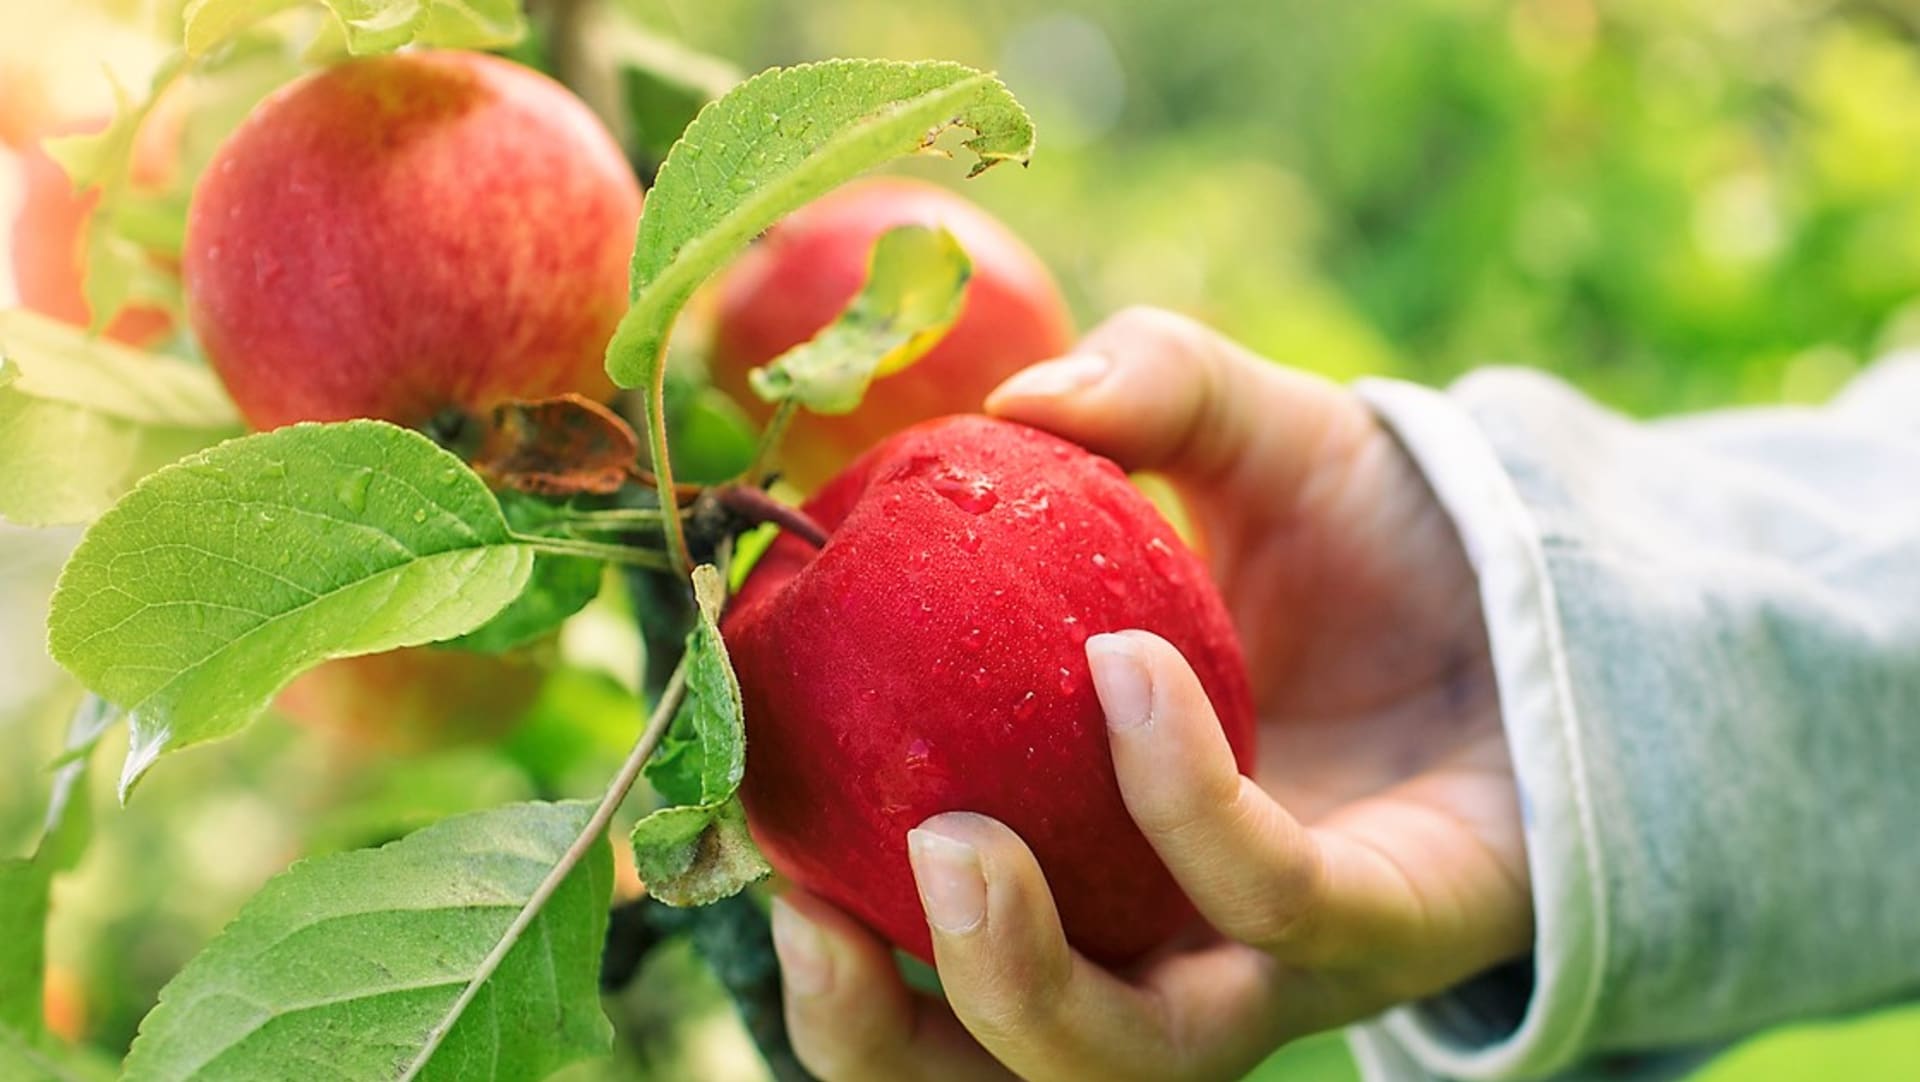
top-left (725, 415), bottom-right (1255, 964)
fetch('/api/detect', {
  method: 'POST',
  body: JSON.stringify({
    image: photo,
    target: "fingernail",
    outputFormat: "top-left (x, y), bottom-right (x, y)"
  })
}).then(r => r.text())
top-left (908, 825), bottom-right (986, 935)
top-left (990, 353), bottom-right (1111, 402)
top-left (770, 897), bottom-right (833, 997)
top-left (1087, 633), bottom-right (1152, 731)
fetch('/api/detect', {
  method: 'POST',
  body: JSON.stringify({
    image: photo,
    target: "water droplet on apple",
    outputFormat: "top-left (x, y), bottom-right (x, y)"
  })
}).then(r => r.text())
top-left (1057, 667), bottom-right (1078, 695)
top-left (1144, 536), bottom-right (1176, 576)
top-left (336, 470), bottom-right (371, 513)
top-left (860, 687), bottom-right (879, 703)
top-left (1012, 692), bottom-right (1039, 722)
top-left (1062, 615), bottom-right (1088, 645)
top-left (1091, 553), bottom-right (1127, 597)
top-left (929, 470), bottom-right (999, 514)
top-left (905, 738), bottom-right (933, 770)
top-left (970, 667), bottom-right (991, 689)
top-left (959, 528), bottom-right (982, 554)
top-left (962, 627), bottom-right (986, 652)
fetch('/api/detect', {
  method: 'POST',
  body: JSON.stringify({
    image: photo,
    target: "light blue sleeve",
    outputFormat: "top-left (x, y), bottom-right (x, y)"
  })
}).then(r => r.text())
top-left (1342, 357), bottom-right (1920, 1080)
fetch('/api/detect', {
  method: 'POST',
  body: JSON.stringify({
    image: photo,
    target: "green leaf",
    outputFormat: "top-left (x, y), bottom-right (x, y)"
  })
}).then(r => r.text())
top-left (448, 493), bottom-right (603, 653)
top-left (749, 224), bottom-right (973, 414)
top-left (318, 0), bottom-right (525, 54)
top-left (180, 0), bottom-right (303, 58)
top-left (630, 797), bottom-right (768, 908)
top-left (604, 58), bottom-right (1036, 390)
top-left (121, 801), bottom-right (612, 1082)
top-left (0, 310), bottom-right (243, 526)
top-left (632, 565), bottom-right (767, 905)
top-left (643, 564), bottom-right (743, 807)
top-left (46, 421), bottom-right (536, 797)
top-left (44, 61), bottom-right (187, 336)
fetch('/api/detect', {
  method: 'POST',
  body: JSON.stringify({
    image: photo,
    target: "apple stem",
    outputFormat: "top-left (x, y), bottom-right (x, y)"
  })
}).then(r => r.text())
top-left (400, 655), bottom-right (691, 1080)
top-left (715, 485), bottom-right (829, 549)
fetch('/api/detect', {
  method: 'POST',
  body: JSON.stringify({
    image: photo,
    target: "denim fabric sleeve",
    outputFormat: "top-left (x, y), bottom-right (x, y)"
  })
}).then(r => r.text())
top-left (1339, 357), bottom-right (1920, 1081)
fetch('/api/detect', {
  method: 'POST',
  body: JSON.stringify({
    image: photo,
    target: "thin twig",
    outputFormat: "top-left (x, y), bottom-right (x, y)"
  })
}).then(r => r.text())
top-left (399, 659), bottom-right (693, 1081)
top-left (743, 398), bottom-right (798, 489)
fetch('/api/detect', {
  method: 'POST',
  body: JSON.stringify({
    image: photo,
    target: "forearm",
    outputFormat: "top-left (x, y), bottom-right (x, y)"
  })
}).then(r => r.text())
top-left (1348, 358), bottom-right (1920, 1079)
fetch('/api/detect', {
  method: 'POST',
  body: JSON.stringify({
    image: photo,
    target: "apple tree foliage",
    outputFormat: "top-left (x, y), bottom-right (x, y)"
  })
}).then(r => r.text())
top-left (5, 0), bottom-right (1039, 1078)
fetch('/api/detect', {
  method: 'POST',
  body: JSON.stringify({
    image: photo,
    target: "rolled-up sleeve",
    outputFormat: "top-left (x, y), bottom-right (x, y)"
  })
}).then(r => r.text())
top-left (1344, 356), bottom-right (1920, 1080)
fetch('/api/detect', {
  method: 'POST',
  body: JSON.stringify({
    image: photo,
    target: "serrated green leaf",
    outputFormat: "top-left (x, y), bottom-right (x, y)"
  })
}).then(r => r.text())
top-left (643, 565), bottom-right (743, 807)
top-left (0, 312), bottom-right (241, 525)
top-left (604, 58), bottom-right (1036, 390)
top-left (630, 797), bottom-right (768, 907)
top-left (448, 493), bottom-right (603, 653)
top-left (46, 421), bottom-right (536, 797)
top-left (121, 801), bottom-right (612, 1082)
top-left (749, 224), bottom-right (973, 414)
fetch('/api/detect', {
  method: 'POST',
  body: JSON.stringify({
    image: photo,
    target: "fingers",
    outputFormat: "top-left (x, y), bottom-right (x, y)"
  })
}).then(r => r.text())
top-left (1086, 630), bottom-right (1426, 969)
top-left (985, 306), bottom-right (1370, 500)
top-left (771, 891), bottom-right (1011, 1082)
top-left (907, 812), bottom-right (1193, 1081)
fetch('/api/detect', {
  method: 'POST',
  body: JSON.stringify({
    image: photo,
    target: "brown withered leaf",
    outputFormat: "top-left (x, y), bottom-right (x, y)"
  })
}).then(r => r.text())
top-left (472, 394), bottom-right (640, 496)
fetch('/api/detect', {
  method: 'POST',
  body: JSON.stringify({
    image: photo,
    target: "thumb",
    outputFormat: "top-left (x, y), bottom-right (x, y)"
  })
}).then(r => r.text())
top-left (985, 306), bottom-right (1371, 501)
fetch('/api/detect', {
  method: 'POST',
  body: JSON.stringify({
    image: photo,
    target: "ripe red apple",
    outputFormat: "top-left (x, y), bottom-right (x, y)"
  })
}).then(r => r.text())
top-left (724, 415), bottom-right (1255, 965)
top-left (184, 50), bottom-right (642, 431)
top-left (9, 115), bottom-right (175, 346)
top-left (708, 177), bottom-right (1075, 491)
top-left (277, 646), bottom-right (546, 754)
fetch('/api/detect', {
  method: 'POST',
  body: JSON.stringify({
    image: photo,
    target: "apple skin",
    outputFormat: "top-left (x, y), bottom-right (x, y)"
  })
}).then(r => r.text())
top-left (277, 645), bottom-right (546, 754)
top-left (724, 415), bottom-right (1255, 965)
top-left (184, 50), bottom-right (642, 431)
top-left (708, 177), bottom-right (1075, 491)
top-left (9, 116), bottom-right (175, 345)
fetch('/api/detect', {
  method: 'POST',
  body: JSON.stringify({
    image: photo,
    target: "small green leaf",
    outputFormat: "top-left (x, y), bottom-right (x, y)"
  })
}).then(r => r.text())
top-left (44, 60), bottom-right (187, 336)
top-left (643, 564), bottom-right (744, 807)
top-left (749, 224), bottom-right (973, 414)
top-left (317, 0), bottom-right (526, 54)
top-left (122, 801), bottom-right (612, 1082)
top-left (604, 58), bottom-right (1036, 390)
top-left (630, 797), bottom-right (769, 908)
top-left (632, 565), bottom-right (767, 906)
top-left (46, 421), bottom-right (536, 797)
top-left (0, 310), bottom-right (243, 526)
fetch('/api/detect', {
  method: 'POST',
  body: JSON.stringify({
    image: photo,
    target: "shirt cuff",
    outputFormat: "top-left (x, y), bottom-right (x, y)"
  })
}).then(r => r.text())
top-left (1344, 376), bottom-right (1604, 1080)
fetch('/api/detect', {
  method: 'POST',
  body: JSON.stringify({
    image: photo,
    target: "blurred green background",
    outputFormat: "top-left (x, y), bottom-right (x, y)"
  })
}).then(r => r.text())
top-left (644, 0), bottom-right (1920, 416)
top-left (7, 0), bottom-right (1920, 1078)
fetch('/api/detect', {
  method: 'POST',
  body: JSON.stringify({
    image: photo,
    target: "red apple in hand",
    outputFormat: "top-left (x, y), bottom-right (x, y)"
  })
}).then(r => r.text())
top-left (708, 178), bottom-right (1075, 491)
top-left (184, 50), bottom-right (642, 431)
top-left (724, 416), bottom-right (1255, 965)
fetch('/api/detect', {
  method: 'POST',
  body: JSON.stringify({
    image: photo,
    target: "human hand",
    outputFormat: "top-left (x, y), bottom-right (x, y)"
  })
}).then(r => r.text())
top-left (769, 307), bottom-right (1531, 1080)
